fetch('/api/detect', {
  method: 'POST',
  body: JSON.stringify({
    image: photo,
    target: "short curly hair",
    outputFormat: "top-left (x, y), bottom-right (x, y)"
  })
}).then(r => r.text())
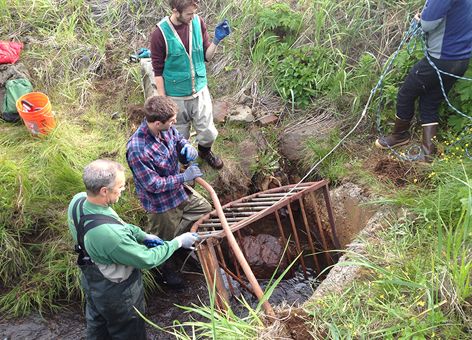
top-left (144, 95), bottom-right (178, 123)
top-left (169, 0), bottom-right (199, 13)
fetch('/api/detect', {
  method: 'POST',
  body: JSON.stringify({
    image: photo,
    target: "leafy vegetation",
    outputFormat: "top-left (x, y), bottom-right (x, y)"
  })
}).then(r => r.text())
top-left (1, 0), bottom-right (471, 339)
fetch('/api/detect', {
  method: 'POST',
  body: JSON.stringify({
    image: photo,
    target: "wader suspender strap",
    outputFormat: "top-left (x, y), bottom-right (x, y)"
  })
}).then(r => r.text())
top-left (72, 197), bottom-right (124, 263)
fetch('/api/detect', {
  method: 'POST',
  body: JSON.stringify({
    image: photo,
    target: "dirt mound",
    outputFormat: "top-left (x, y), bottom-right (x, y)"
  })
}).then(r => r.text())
top-left (373, 158), bottom-right (420, 187)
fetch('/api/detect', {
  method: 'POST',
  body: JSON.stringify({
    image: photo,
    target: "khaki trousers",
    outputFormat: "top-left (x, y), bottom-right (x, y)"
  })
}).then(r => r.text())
top-left (170, 86), bottom-right (218, 148)
top-left (148, 186), bottom-right (211, 241)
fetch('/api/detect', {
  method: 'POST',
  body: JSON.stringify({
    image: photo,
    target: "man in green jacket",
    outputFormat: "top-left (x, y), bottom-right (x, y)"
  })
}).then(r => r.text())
top-left (67, 159), bottom-right (199, 339)
top-left (150, 0), bottom-right (231, 169)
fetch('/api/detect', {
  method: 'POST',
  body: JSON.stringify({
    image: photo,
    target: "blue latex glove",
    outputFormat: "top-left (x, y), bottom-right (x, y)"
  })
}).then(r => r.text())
top-left (183, 164), bottom-right (203, 182)
top-left (180, 144), bottom-right (198, 163)
top-left (137, 48), bottom-right (150, 58)
top-left (175, 232), bottom-right (201, 249)
top-left (213, 19), bottom-right (231, 45)
top-left (143, 234), bottom-right (164, 248)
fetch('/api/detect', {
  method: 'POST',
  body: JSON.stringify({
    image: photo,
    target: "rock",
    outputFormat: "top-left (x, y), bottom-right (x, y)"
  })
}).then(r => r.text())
top-left (279, 111), bottom-right (338, 162)
top-left (257, 114), bottom-right (278, 126)
top-left (240, 233), bottom-right (287, 279)
top-left (213, 99), bottom-right (232, 123)
top-left (228, 104), bottom-right (254, 123)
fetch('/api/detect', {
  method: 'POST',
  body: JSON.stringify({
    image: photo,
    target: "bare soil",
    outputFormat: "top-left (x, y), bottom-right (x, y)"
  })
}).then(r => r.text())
top-left (276, 308), bottom-right (312, 340)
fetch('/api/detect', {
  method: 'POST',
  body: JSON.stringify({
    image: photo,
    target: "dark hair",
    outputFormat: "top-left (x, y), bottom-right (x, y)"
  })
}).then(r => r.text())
top-left (83, 159), bottom-right (124, 195)
top-left (169, 0), bottom-right (199, 13)
top-left (144, 95), bottom-right (178, 123)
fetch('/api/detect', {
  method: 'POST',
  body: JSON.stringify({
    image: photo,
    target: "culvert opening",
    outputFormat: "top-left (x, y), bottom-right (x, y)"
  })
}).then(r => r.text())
top-left (190, 180), bottom-right (364, 311)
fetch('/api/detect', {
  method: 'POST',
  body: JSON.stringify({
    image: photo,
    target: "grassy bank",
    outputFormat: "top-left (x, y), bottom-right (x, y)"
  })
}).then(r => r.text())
top-left (1, 0), bottom-right (471, 338)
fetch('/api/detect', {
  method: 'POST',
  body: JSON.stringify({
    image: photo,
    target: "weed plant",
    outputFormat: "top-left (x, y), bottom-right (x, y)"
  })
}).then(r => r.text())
top-left (302, 129), bottom-right (350, 184)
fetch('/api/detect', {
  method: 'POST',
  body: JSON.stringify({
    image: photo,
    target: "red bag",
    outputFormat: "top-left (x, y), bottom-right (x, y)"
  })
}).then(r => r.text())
top-left (0, 41), bottom-right (23, 64)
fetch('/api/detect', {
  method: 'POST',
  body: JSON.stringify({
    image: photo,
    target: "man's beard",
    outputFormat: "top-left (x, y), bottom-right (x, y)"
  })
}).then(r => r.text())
top-left (176, 15), bottom-right (191, 25)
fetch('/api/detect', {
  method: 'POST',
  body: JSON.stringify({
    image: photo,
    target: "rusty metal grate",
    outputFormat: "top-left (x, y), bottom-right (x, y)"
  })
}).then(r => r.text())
top-left (191, 179), bottom-right (340, 314)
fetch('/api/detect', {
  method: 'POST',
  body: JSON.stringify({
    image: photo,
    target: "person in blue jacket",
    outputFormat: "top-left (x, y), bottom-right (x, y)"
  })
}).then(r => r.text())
top-left (375, 0), bottom-right (472, 162)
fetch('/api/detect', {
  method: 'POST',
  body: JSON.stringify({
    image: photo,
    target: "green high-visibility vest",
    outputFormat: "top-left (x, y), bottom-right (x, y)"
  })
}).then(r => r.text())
top-left (158, 15), bottom-right (207, 97)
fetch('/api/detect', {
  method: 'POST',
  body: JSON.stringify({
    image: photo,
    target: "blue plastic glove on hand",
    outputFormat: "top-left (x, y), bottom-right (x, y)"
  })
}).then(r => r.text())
top-left (183, 164), bottom-right (203, 182)
top-left (143, 234), bottom-right (164, 248)
top-left (181, 144), bottom-right (198, 163)
top-left (213, 19), bottom-right (231, 45)
top-left (175, 232), bottom-right (201, 249)
top-left (137, 48), bottom-right (150, 58)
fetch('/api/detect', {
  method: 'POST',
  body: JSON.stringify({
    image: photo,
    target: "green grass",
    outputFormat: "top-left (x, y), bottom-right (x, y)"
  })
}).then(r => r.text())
top-left (302, 162), bottom-right (472, 339)
top-left (301, 129), bottom-right (351, 184)
top-left (1, 2), bottom-right (471, 339)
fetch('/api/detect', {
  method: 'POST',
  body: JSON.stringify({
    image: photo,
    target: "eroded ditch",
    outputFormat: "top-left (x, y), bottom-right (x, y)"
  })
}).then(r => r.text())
top-left (0, 182), bottom-right (377, 340)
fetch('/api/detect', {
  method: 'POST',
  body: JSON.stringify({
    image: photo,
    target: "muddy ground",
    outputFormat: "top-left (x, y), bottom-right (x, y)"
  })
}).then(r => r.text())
top-left (0, 273), bottom-right (209, 340)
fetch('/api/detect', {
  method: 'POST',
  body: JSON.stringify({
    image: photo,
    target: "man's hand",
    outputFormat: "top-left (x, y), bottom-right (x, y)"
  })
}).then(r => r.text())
top-left (213, 19), bottom-right (231, 45)
top-left (175, 232), bottom-right (201, 249)
top-left (183, 164), bottom-right (203, 182)
top-left (143, 234), bottom-right (164, 248)
top-left (138, 48), bottom-right (151, 58)
top-left (414, 12), bottom-right (421, 22)
top-left (180, 144), bottom-right (198, 163)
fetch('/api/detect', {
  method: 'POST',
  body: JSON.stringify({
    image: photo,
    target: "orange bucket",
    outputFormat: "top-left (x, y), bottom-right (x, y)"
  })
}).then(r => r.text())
top-left (16, 92), bottom-right (56, 136)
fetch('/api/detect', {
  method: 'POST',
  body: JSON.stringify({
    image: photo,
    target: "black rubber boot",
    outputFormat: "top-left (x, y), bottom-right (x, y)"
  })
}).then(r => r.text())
top-left (417, 124), bottom-right (438, 163)
top-left (198, 145), bottom-right (224, 170)
top-left (1, 111), bottom-right (21, 123)
top-left (375, 117), bottom-right (412, 149)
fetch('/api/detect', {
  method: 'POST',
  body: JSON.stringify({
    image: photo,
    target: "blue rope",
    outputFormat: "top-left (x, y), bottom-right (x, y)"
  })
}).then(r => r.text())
top-left (420, 29), bottom-right (472, 159)
top-left (423, 52), bottom-right (472, 122)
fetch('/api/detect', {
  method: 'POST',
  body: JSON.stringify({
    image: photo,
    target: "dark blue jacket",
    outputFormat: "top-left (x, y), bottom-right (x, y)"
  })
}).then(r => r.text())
top-left (421, 0), bottom-right (472, 60)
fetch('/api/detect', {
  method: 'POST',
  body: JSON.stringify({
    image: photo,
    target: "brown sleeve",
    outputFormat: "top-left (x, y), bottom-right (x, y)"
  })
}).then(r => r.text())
top-left (150, 27), bottom-right (166, 77)
top-left (200, 17), bottom-right (211, 54)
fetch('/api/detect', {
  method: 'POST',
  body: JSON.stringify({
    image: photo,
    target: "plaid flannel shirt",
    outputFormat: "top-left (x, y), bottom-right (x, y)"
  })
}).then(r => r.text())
top-left (126, 121), bottom-right (189, 213)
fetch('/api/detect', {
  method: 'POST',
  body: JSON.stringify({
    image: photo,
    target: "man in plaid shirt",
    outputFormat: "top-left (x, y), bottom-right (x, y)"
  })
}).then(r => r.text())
top-left (126, 95), bottom-right (211, 286)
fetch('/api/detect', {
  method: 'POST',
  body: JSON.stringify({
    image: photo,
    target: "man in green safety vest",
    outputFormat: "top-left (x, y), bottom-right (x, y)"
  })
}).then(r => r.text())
top-left (150, 0), bottom-right (231, 170)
